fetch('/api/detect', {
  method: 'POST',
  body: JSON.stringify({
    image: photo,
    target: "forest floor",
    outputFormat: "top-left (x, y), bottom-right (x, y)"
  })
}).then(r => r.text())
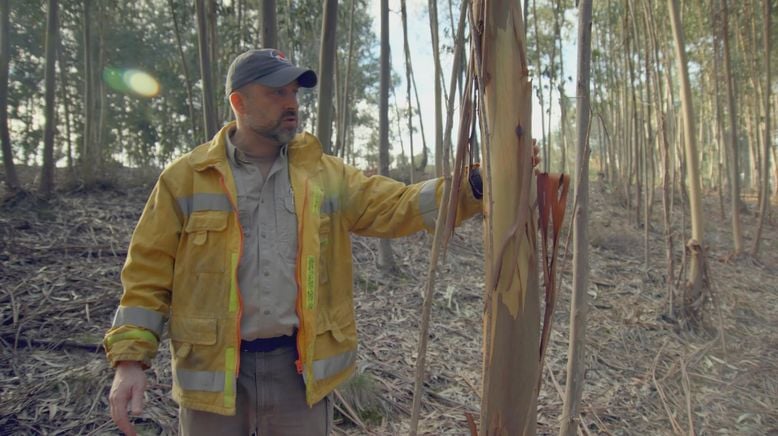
top-left (1, 167), bottom-right (777, 435)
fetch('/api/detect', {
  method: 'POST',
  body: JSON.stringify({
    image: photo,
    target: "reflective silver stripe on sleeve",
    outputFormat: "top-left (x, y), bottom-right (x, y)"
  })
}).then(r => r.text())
top-left (418, 179), bottom-right (439, 228)
top-left (176, 193), bottom-right (233, 216)
top-left (175, 368), bottom-right (230, 393)
top-left (312, 350), bottom-right (357, 381)
top-left (112, 306), bottom-right (165, 336)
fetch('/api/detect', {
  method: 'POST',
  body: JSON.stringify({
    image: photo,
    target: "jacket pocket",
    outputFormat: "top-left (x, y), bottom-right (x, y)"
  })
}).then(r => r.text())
top-left (182, 211), bottom-right (229, 272)
top-left (316, 307), bottom-right (356, 343)
top-left (169, 316), bottom-right (218, 360)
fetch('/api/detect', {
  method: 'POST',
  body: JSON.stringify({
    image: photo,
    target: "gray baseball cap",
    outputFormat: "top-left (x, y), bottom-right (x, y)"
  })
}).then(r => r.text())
top-left (225, 49), bottom-right (317, 96)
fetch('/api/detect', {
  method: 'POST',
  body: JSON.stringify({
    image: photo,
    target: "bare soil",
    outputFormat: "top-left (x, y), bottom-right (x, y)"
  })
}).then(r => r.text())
top-left (1, 169), bottom-right (777, 435)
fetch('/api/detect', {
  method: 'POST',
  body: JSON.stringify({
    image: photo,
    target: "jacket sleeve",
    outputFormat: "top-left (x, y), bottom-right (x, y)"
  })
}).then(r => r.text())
top-left (103, 176), bottom-right (183, 368)
top-left (341, 163), bottom-right (482, 238)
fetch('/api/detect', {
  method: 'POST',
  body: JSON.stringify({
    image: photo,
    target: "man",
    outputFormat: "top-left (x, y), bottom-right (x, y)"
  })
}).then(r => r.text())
top-left (104, 48), bottom-right (483, 435)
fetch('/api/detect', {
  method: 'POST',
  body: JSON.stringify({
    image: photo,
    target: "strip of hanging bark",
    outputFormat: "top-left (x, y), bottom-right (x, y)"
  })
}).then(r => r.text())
top-left (536, 172), bottom-right (570, 390)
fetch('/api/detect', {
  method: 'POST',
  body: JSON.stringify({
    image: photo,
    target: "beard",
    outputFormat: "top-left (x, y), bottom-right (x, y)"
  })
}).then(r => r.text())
top-left (249, 110), bottom-right (298, 145)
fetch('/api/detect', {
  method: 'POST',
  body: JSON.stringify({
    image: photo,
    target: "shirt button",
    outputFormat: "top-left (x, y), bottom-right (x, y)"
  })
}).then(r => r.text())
top-left (261, 232), bottom-right (266, 238)
top-left (263, 271), bottom-right (269, 277)
top-left (263, 309), bottom-right (271, 315)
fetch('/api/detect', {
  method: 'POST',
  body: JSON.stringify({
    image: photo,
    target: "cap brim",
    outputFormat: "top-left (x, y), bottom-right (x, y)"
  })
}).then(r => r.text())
top-left (256, 67), bottom-right (318, 88)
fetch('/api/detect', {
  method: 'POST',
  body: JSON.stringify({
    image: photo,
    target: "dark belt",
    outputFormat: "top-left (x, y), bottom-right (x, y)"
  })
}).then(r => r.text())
top-left (240, 334), bottom-right (296, 353)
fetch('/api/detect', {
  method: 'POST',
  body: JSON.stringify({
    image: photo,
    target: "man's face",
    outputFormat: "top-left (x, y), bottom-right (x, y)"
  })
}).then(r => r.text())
top-left (235, 81), bottom-right (300, 145)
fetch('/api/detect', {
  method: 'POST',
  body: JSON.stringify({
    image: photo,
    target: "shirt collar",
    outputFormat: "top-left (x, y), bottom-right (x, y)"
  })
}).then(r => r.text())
top-left (226, 128), bottom-right (289, 167)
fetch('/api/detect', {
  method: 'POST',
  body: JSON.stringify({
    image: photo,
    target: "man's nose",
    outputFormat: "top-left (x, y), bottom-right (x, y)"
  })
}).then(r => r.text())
top-left (284, 93), bottom-right (298, 110)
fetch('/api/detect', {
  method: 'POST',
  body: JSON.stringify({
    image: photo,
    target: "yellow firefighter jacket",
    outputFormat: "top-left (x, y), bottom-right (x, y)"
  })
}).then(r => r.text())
top-left (103, 122), bottom-right (482, 415)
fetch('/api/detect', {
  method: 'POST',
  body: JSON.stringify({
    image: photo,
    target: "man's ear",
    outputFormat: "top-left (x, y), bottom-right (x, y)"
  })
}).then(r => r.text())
top-left (229, 92), bottom-right (244, 115)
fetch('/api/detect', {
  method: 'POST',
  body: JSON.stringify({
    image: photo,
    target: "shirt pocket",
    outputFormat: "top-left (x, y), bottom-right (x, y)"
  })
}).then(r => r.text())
top-left (275, 191), bottom-right (298, 261)
top-left (182, 211), bottom-right (230, 272)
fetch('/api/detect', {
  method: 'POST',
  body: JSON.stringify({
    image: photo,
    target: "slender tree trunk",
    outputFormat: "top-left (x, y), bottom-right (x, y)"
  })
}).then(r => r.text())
top-left (57, 39), bottom-right (72, 173)
top-left (429, 0), bottom-right (443, 176)
top-left (261, 0), bottom-right (277, 48)
top-left (335, 0), bottom-right (355, 159)
top-left (476, 0), bottom-right (539, 433)
top-left (167, 0), bottom-right (199, 143)
top-left (82, 0), bottom-right (97, 184)
top-left (751, 0), bottom-right (771, 257)
top-left (532, 0), bottom-right (548, 173)
top-left (401, 0), bottom-right (416, 183)
top-left (644, 0), bottom-right (675, 302)
top-left (720, 0), bottom-right (743, 254)
top-left (555, 0), bottom-right (567, 173)
top-left (316, 0), bottom-right (337, 155)
top-left (40, 0), bottom-right (58, 197)
top-left (196, 0), bottom-right (218, 139)
top-left (377, 0), bottom-right (395, 272)
top-left (440, 0), bottom-right (468, 187)
top-left (668, 0), bottom-right (705, 324)
top-left (559, 0), bottom-right (592, 433)
top-left (0, 0), bottom-right (20, 192)
top-left (411, 63), bottom-right (429, 172)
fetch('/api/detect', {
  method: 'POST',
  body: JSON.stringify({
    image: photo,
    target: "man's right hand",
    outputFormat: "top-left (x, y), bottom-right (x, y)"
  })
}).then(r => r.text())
top-left (109, 361), bottom-right (147, 436)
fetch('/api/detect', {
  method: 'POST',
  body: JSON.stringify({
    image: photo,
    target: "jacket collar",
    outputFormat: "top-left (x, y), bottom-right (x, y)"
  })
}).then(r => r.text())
top-left (189, 121), bottom-right (323, 172)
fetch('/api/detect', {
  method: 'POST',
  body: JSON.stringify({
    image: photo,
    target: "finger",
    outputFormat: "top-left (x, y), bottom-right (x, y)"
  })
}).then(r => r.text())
top-left (111, 385), bottom-right (137, 436)
top-left (130, 381), bottom-right (144, 415)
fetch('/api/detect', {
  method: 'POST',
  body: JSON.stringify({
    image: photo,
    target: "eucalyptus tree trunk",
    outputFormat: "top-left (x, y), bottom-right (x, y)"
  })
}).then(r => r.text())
top-left (554, 0), bottom-right (567, 173)
top-left (82, 0), bottom-right (98, 183)
top-left (642, 0), bottom-right (674, 302)
top-left (40, 0), bottom-right (58, 197)
top-left (751, 0), bottom-right (771, 257)
top-left (196, 0), bottom-right (218, 139)
top-left (411, 61), bottom-right (430, 172)
top-left (57, 39), bottom-right (73, 172)
top-left (428, 0), bottom-right (443, 176)
top-left (0, 0), bottom-right (19, 192)
top-left (377, 0), bottom-right (396, 272)
top-left (167, 0), bottom-right (198, 143)
top-left (475, 0), bottom-right (539, 433)
top-left (261, 0), bottom-right (277, 48)
top-left (335, 0), bottom-right (355, 159)
top-left (720, 0), bottom-right (743, 254)
top-left (532, 0), bottom-right (548, 172)
top-left (668, 0), bottom-right (705, 323)
top-left (558, 0), bottom-right (592, 433)
top-left (401, 0), bottom-right (416, 183)
top-left (316, 0), bottom-right (337, 155)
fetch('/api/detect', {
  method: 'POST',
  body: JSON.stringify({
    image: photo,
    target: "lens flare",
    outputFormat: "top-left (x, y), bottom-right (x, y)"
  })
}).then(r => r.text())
top-left (102, 67), bottom-right (160, 98)
top-left (123, 70), bottom-right (160, 97)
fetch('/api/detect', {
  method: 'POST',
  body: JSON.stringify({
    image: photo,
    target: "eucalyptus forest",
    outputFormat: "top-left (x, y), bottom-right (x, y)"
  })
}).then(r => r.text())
top-left (1, 0), bottom-right (776, 435)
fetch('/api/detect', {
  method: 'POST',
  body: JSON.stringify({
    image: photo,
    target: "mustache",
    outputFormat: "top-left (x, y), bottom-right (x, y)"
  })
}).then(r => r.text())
top-left (281, 110), bottom-right (297, 118)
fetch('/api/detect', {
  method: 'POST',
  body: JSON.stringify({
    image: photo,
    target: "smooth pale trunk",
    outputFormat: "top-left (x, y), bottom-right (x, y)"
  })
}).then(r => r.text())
top-left (478, 0), bottom-right (539, 434)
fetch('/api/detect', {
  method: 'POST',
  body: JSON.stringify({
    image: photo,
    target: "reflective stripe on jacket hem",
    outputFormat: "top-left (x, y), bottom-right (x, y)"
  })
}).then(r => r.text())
top-left (112, 306), bottom-right (165, 336)
top-left (418, 179), bottom-right (438, 228)
top-left (310, 349), bottom-right (357, 382)
top-left (176, 368), bottom-right (231, 392)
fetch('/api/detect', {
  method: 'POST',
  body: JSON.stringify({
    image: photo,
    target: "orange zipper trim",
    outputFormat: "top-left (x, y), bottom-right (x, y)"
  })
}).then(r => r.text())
top-left (219, 173), bottom-right (244, 377)
top-left (293, 179), bottom-right (309, 375)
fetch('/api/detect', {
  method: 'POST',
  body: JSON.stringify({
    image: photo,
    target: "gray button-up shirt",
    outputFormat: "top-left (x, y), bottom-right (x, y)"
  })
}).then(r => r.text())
top-left (226, 131), bottom-right (299, 340)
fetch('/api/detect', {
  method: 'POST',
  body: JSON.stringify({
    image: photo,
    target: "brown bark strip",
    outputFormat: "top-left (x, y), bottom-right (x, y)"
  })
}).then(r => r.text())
top-left (536, 172), bottom-right (570, 389)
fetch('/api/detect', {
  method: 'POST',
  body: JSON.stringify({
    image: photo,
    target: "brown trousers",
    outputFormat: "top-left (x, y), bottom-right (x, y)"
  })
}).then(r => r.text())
top-left (179, 345), bottom-right (332, 436)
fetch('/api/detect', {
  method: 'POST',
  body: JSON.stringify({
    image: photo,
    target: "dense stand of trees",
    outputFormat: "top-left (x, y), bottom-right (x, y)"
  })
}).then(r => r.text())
top-left (0, 0), bottom-right (776, 432)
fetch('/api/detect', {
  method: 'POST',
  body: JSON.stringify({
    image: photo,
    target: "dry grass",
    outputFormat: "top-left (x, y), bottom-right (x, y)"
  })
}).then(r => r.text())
top-left (1, 173), bottom-right (777, 435)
